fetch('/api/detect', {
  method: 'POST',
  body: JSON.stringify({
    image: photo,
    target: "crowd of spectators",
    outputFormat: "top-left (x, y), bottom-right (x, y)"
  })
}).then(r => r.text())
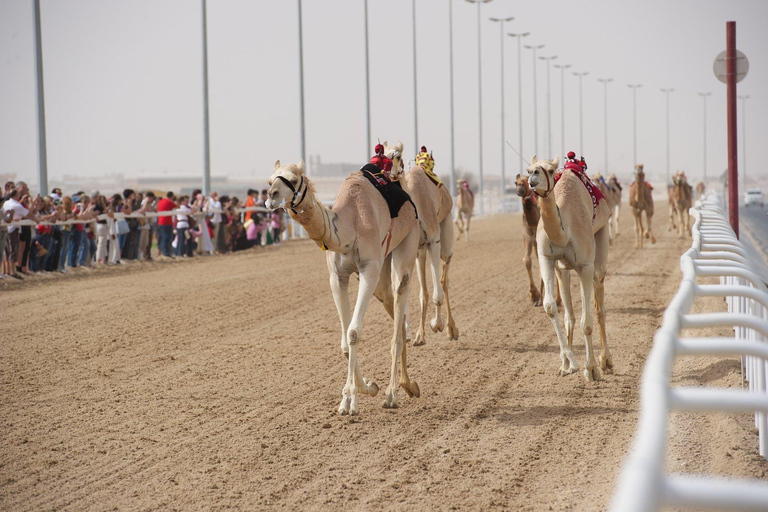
top-left (0, 182), bottom-right (285, 280)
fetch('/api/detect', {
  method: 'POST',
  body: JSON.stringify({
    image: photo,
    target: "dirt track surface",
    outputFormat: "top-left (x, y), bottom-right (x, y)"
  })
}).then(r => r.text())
top-left (2, 203), bottom-right (766, 511)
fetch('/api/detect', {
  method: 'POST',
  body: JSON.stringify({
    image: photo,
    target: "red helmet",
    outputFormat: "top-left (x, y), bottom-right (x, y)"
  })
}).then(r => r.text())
top-left (374, 144), bottom-right (384, 155)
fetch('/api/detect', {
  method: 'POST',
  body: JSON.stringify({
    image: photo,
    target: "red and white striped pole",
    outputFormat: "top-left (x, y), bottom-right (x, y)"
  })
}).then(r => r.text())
top-left (726, 21), bottom-right (739, 238)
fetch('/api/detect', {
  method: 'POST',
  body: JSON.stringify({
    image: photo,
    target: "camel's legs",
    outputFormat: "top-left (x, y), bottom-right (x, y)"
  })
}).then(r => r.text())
top-left (539, 251), bottom-right (578, 375)
top-left (524, 234), bottom-right (541, 306)
top-left (463, 214), bottom-right (472, 242)
top-left (612, 204), bottom-right (621, 237)
top-left (556, 266), bottom-right (575, 349)
top-left (633, 209), bottom-right (643, 249)
top-left (427, 239), bottom-right (446, 334)
top-left (454, 212), bottom-right (464, 240)
top-left (607, 210), bottom-right (614, 245)
top-left (385, 229), bottom-right (419, 408)
top-left (439, 214), bottom-right (459, 340)
top-left (645, 210), bottom-right (656, 243)
top-left (594, 227), bottom-right (612, 372)
top-left (339, 262), bottom-right (381, 416)
top-left (668, 199), bottom-right (677, 231)
top-left (576, 263), bottom-right (601, 382)
top-left (329, 270), bottom-right (352, 356)
top-left (413, 247), bottom-right (429, 346)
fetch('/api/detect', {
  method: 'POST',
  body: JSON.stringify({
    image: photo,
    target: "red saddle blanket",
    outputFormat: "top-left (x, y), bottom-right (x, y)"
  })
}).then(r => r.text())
top-left (555, 162), bottom-right (605, 222)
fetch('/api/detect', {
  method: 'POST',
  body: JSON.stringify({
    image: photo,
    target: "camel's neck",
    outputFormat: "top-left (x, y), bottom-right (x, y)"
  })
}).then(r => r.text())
top-left (289, 194), bottom-right (348, 252)
top-left (537, 193), bottom-right (568, 246)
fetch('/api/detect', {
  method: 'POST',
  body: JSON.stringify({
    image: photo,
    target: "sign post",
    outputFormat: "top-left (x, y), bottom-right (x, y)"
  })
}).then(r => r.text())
top-left (714, 22), bottom-right (748, 237)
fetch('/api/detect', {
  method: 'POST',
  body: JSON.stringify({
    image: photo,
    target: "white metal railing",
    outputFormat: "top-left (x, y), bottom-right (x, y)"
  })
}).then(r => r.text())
top-left (610, 192), bottom-right (768, 512)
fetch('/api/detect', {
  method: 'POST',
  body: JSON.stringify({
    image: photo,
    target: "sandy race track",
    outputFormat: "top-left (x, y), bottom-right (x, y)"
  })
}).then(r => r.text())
top-left (2, 203), bottom-right (766, 511)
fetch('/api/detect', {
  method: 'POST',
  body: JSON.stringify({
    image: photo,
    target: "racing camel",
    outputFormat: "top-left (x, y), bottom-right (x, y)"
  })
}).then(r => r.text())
top-left (265, 157), bottom-right (420, 415)
top-left (391, 143), bottom-right (459, 346)
top-left (629, 164), bottom-right (656, 249)
top-left (454, 180), bottom-right (474, 241)
top-left (527, 153), bottom-right (612, 381)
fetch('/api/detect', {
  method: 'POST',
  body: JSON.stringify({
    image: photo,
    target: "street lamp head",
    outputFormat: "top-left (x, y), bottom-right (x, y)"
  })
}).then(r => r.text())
top-left (524, 44), bottom-right (544, 50)
top-left (698, 92), bottom-right (712, 97)
top-left (554, 63), bottom-right (571, 69)
top-left (466, 0), bottom-right (493, 3)
top-left (661, 88), bottom-right (674, 93)
top-left (627, 83), bottom-right (642, 89)
top-left (490, 16), bottom-right (514, 22)
top-left (572, 71), bottom-right (589, 77)
top-left (507, 32), bottom-right (530, 38)
top-left (597, 78), bottom-right (613, 83)
top-left (539, 55), bottom-right (558, 61)
top-left (738, 95), bottom-right (750, 100)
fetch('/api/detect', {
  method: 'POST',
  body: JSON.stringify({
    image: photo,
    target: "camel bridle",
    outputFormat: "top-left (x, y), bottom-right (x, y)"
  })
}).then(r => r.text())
top-left (532, 165), bottom-right (555, 198)
top-left (275, 174), bottom-right (309, 213)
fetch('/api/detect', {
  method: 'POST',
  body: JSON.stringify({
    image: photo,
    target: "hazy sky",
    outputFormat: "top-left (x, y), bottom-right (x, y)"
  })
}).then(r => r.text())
top-left (1, 0), bottom-right (766, 192)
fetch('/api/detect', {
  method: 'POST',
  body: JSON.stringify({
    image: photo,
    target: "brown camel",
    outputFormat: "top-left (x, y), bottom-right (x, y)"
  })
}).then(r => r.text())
top-left (265, 159), bottom-right (421, 415)
top-left (629, 164), bottom-right (656, 249)
top-left (593, 172), bottom-right (621, 245)
top-left (527, 155), bottom-right (612, 381)
top-left (607, 174), bottom-right (622, 239)
top-left (454, 180), bottom-right (474, 241)
top-left (385, 142), bottom-right (459, 346)
top-left (671, 171), bottom-right (693, 238)
top-left (515, 174), bottom-right (543, 306)
top-left (695, 181), bottom-right (706, 198)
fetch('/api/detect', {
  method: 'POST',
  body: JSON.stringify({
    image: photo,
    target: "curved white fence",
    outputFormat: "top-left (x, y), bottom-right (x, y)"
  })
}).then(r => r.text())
top-left (610, 192), bottom-right (768, 512)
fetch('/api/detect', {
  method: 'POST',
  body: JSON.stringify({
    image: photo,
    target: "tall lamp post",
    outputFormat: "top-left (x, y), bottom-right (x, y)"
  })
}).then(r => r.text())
top-left (33, 0), bottom-right (48, 196)
top-left (738, 94), bottom-right (749, 188)
top-left (448, 0), bottom-right (456, 198)
top-left (597, 78), bottom-right (612, 172)
top-left (573, 71), bottom-right (589, 156)
top-left (412, 0), bottom-right (419, 157)
top-left (661, 87), bottom-right (674, 184)
top-left (524, 43), bottom-right (545, 156)
top-left (539, 55), bottom-right (557, 159)
top-left (553, 63), bottom-right (570, 159)
top-left (466, 0), bottom-right (493, 216)
top-left (697, 92), bottom-right (711, 182)
top-left (297, 0), bottom-right (307, 172)
top-left (201, 0), bottom-right (211, 195)
top-left (489, 15), bottom-right (514, 193)
top-left (508, 31), bottom-right (529, 175)
top-left (627, 84), bottom-right (642, 166)
top-left (364, 0), bottom-right (371, 159)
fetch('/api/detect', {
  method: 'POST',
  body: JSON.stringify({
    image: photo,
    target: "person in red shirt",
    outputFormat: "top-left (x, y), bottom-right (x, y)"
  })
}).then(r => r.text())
top-left (157, 191), bottom-right (177, 257)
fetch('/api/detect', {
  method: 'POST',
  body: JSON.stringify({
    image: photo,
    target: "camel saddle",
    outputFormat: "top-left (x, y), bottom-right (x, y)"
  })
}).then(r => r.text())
top-left (416, 154), bottom-right (443, 188)
top-left (555, 162), bottom-right (605, 222)
top-left (359, 164), bottom-right (418, 219)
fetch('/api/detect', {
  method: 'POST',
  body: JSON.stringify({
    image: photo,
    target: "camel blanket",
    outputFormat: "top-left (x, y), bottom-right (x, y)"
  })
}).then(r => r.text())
top-left (359, 166), bottom-right (418, 219)
top-left (555, 162), bottom-right (605, 222)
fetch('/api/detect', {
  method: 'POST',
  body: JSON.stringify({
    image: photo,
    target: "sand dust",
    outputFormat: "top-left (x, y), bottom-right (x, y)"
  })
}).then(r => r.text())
top-left (1, 203), bottom-right (766, 510)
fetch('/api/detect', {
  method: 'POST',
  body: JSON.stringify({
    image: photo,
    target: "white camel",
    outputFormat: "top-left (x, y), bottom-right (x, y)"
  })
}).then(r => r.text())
top-left (265, 159), bottom-right (421, 415)
top-left (528, 155), bottom-right (612, 381)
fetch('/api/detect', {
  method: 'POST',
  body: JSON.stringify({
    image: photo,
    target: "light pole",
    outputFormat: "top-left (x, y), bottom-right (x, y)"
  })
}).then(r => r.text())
top-left (508, 31), bottom-right (529, 176)
top-left (489, 15), bottom-right (514, 193)
top-left (32, 0), bottom-right (48, 196)
top-left (738, 94), bottom-right (749, 188)
top-left (201, 0), bottom-right (211, 195)
top-left (573, 71), bottom-right (589, 156)
top-left (412, 0), bottom-right (419, 157)
top-left (597, 78), bottom-right (612, 172)
top-left (697, 92), bottom-right (711, 182)
top-left (297, 0), bottom-right (307, 172)
top-left (466, 0), bottom-right (492, 216)
top-left (661, 88), bottom-right (674, 184)
top-left (364, 0), bottom-right (371, 159)
top-left (539, 55), bottom-right (557, 159)
top-left (448, 0), bottom-right (456, 198)
top-left (553, 63), bottom-right (570, 159)
top-left (627, 84), bottom-right (641, 166)
top-left (524, 43), bottom-right (544, 156)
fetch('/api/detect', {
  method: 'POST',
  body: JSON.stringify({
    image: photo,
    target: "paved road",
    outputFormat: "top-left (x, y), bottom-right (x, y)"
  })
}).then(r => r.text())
top-left (740, 205), bottom-right (768, 261)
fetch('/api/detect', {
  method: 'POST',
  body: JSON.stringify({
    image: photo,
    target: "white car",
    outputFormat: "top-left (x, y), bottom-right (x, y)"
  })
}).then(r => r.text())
top-left (744, 189), bottom-right (764, 207)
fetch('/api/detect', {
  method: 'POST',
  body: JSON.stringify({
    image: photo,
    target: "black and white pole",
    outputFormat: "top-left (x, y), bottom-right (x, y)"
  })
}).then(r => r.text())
top-left (554, 63), bottom-right (570, 160)
top-left (508, 31), bottom-right (529, 175)
top-left (573, 71), bottom-right (589, 156)
top-left (627, 84), bottom-right (642, 166)
top-left (524, 43), bottom-right (545, 156)
top-left (33, 0), bottom-right (48, 196)
top-left (490, 16), bottom-right (514, 193)
top-left (661, 88), bottom-right (674, 184)
top-left (540, 55), bottom-right (558, 159)
top-left (698, 92), bottom-right (711, 182)
top-left (597, 78), bottom-right (612, 172)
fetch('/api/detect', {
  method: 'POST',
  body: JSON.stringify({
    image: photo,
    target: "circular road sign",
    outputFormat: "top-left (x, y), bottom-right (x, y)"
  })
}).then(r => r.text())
top-left (713, 50), bottom-right (749, 83)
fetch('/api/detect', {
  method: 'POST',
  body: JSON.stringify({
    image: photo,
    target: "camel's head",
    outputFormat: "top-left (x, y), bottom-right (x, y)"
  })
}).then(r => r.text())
top-left (673, 170), bottom-right (687, 186)
top-left (634, 164), bottom-right (645, 181)
top-left (382, 140), bottom-right (405, 181)
top-left (266, 159), bottom-right (307, 211)
top-left (515, 174), bottom-right (530, 197)
top-left (527, 154), bottom-right (559, 197)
